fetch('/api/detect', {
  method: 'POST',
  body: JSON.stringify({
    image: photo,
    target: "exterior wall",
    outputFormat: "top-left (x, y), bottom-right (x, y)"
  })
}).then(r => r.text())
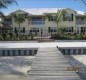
top-left (45, 14), bottom-right (57, 36)
top-left (58, 9), bottom-right (76, 30)
top-left (11, 10), bottom-right (30, 34)
top-left (4, 8), bottom-right (86, 36)
top-left (75, 15), bottom-right (86, 34)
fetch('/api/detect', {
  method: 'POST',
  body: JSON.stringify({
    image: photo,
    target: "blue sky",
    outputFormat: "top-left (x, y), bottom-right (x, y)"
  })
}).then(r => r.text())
top-left (1, 0), bottom-right (86, 14)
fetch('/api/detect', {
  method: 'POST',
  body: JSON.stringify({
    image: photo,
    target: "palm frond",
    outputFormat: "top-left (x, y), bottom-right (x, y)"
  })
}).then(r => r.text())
top-left (75, 0), bottom-right (86, 6)
top-left (0, 12), bottom-right (4, 18)
top-left (0, 0), bottom-right (17, 9)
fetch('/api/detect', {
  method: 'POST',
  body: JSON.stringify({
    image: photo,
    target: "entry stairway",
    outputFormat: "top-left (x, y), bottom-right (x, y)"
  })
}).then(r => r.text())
top-left (28, 47), bottom-right (81, 80)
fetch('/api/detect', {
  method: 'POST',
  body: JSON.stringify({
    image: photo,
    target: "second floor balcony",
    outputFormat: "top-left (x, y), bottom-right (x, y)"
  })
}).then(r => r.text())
top-left (76, 21), bottom-right (85, 25)
top-left (29, 21), bottom-right (45, 25)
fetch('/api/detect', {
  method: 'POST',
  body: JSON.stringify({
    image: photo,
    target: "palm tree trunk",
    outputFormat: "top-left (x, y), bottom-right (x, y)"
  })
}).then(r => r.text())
top-left (57, 23), bottom-right (59, 34)
top-left (18, 23), bottom-right (20, 37)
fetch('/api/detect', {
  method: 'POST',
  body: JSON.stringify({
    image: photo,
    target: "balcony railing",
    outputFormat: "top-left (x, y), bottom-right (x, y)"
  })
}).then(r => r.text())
top-left (5, 22), bottom-right (12, 25)
top-left (29, 21), bottom-right (45, 25)
top-left (76, 21), bottom-right (85, 25)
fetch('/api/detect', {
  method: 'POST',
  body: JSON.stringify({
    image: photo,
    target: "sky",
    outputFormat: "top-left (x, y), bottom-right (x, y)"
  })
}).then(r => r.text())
top-left (1, 0), bottom-right (86, 14)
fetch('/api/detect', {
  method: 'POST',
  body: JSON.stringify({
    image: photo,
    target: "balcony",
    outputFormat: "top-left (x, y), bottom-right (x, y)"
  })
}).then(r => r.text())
top-left (76, 21), bottom-right (85, 25)
top-left (29, 21), bottom-right (45, 25)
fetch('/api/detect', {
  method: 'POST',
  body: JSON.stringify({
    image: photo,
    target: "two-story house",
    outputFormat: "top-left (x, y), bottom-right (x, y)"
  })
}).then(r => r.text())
top-left (2, 8), bottom-right (86, 36)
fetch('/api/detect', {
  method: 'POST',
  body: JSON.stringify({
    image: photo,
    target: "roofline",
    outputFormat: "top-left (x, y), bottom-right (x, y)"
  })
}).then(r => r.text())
top-left (10, 9), bottom-right (29, 15)
top-left (4, 8), bottom-right (86, 16)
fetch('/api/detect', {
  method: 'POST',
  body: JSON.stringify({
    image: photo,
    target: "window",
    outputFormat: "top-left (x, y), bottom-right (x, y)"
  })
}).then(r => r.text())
top-left (81, 27), bottom-right (86, 33)
top-left (30, 28), bottom-right (39, 33)
top-left (76, 17), bottom-right (84, 22)
top-left (48, 15), bottom-right (56, 21)
top-left (63, 14), bottom-right (73, 21)
top-left (2, 30), bottom-right (7, 34)
top-left (65, 27), bottom-right (73, 32)
top-left (23, 27), bottom-right (25, 33)
top-left (14, 27), bottom-right (17, 33)
top-left (30, 17), bottom-right (45, 25)
top-left (48, 27), bottom-right (57, 33)
top-left (15, 27), bottom-right (25, 33)
top-left (4, 18), bottom-right (12, 25)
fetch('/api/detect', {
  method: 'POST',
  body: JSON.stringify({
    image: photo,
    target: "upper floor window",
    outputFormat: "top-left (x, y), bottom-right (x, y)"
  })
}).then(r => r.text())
top-left (4, 17), bottom-right (12, 25)
top-left (63, 14), bottom-right (73, 21)
top-left (29, 17), bottom-right (45, 25)
top-left (48, 16), bottom-right (56, 21)
top-left (31, 17), bottom-right (43, 21)
top-left (77, 18), bottom-right (84, 22)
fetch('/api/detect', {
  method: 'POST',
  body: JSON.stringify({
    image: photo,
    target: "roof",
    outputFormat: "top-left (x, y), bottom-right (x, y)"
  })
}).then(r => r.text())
top-left (4, 8), bottom-right (86, 16)
top-left (22, 8), bottom-right (60, 15)
top-left (76, 10), bottom-right (86, 15)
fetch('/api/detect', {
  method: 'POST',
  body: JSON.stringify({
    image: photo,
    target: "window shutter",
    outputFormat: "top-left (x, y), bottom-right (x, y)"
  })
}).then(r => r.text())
top-left (30, 30), bottom-right (32, 33)
top-left (63, 14), bottom-right (65, 21)
top-left (48, 27), bottom-right (51, 33)
top-left (72, 27), bottom-right (73, 32)
top-left (37, 29), bottom-right (39, 32)
top-left (14, 27), bottom-right (17, 33)
top-left (71, 14), bottom-right (73, 21)
top-left (23, 27), bottom-right (25, 33)
top-left (48, 15), bottom-right (51, 21)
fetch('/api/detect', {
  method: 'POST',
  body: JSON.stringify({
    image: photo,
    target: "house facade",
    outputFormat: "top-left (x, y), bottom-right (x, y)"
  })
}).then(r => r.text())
top-left (2, 8), bottom-right (86, 36)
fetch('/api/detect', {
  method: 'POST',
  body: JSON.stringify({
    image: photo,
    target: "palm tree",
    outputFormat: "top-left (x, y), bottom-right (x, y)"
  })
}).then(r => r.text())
top-left (13, 14), bottom-right (28, 36)
top-left (0, 0), bottom-right (17, 9)
top-left (56, 9), bottom-right (67, 34)
top-left (58, 27), bottom-right (66, 36)
top-left (0, 0), bottom-right (17, 21)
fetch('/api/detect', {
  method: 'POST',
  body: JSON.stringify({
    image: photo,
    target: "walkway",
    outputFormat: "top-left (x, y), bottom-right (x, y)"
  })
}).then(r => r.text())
top-left (28, 47), bottom-right (81, 80)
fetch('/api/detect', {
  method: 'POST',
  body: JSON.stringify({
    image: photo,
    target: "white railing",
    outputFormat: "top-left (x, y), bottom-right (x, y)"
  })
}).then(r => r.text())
top-left (76, 21), bottom-right (85, 25)
top-left (29, 21), bottom-right (45, 25)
